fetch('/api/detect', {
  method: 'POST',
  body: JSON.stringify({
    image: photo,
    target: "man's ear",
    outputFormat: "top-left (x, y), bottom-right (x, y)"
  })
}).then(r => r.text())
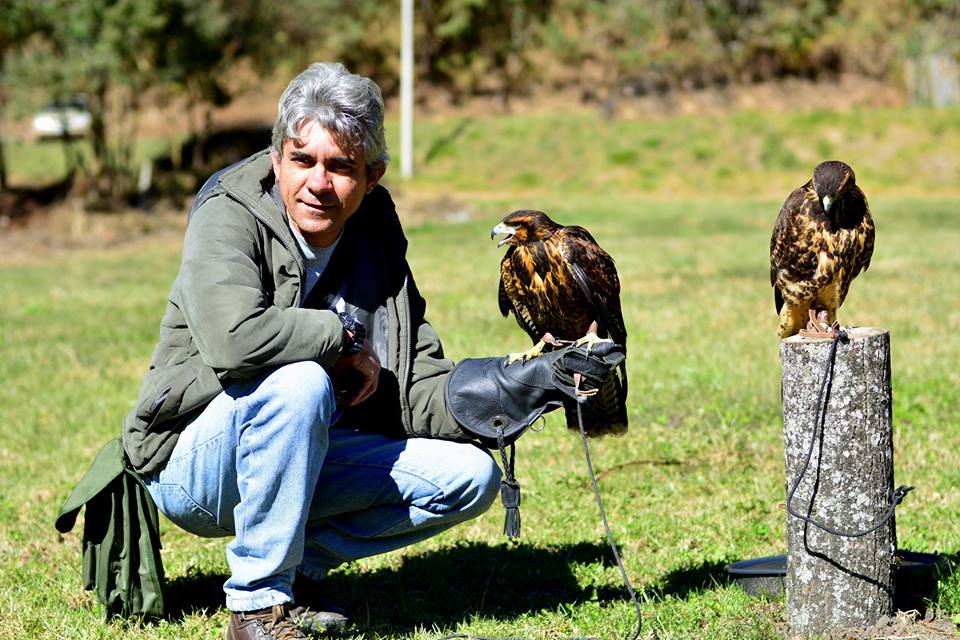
top-left (366, 162), bottom-right (386, 193)
top-left (270, 148), bottom-right (283, 177)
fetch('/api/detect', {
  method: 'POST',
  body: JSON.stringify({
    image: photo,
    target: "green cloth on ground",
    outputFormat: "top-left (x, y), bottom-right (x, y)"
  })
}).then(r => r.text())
top-left (55, 438), bottom-right (165, 618)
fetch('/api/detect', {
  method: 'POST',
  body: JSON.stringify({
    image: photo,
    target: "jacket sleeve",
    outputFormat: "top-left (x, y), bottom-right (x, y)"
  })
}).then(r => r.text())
top-left (403, 275), bottom-right (472, 440)
top-left (178, 195), bottom-right (345, 375)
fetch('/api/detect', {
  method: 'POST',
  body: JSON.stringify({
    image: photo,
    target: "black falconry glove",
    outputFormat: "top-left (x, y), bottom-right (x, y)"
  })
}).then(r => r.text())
top-left (445, 340), bottom-right (627, 537)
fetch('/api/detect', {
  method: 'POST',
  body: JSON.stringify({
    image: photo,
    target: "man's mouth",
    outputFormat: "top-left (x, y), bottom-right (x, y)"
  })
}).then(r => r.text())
top-left (300, 200), bottom-right (337, 213)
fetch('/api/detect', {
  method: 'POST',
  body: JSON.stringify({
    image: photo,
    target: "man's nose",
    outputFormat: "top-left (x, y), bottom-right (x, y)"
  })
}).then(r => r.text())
top-left (306, 165), bottom-right (333, 192)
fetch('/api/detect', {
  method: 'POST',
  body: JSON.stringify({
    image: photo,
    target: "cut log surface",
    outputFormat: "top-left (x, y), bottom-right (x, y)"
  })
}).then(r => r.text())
top-left (780, 328), bottom-right (897, 639)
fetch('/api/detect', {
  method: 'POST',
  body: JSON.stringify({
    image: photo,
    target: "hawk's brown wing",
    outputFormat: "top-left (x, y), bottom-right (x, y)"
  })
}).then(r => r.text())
top-left (558, 226), bottom-right (627, 347)
top-left (556, 225), bottom-right (629, 433)
top-left (770, 183), bottom-right (819, 314)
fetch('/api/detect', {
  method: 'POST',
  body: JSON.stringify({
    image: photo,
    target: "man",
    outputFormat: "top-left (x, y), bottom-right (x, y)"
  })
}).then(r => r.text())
top-left (122, 62), bottom-right (623, 640)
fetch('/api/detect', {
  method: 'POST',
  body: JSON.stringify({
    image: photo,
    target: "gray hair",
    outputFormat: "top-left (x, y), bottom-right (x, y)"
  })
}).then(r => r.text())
top-left (271, 62), bottom-right (389, 171)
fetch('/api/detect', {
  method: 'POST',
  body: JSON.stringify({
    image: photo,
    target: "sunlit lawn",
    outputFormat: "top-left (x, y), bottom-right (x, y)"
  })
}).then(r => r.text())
top-left (1, 188), bottom-right (957, 638)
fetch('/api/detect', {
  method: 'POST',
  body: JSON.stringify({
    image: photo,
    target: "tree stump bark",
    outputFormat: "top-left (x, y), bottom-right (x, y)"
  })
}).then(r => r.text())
top-left (780, 328), bottom-right (897, 639)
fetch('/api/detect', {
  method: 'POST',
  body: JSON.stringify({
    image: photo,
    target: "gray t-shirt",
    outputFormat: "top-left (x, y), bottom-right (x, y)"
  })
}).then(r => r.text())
top-left (270, 180), bottom-right (388, 368)
top-left (287, 221), bottom-right (341, 304)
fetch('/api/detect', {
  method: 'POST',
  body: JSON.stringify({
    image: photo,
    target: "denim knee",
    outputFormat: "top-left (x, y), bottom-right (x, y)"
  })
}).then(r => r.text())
top-left (451, 444), bottom-right (502, 517)
top-left (259, 360), bottom-right (335, 403)
top-left (253, 360), bottom-right (336, 429)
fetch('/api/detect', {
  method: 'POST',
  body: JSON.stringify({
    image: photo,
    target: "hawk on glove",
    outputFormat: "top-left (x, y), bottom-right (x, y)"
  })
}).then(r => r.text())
top-left (770, 161), bottom-right (875, 338)
top-left (492, 209), bottom-right (628, 436)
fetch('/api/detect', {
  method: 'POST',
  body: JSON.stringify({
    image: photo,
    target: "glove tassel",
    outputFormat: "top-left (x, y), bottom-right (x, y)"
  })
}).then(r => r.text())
top-left (500, 478), bottom-right (521, 538)
top-left (496, 437), bottom-right (522, 538)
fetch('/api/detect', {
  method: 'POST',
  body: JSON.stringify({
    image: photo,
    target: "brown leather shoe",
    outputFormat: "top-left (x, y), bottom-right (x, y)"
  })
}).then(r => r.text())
top-left (225, 603), bottom-right (309, 640)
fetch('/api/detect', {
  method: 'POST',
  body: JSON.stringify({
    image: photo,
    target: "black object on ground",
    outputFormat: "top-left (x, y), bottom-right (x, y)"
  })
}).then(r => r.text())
top-left (725, 551), bottom-right (950, 610)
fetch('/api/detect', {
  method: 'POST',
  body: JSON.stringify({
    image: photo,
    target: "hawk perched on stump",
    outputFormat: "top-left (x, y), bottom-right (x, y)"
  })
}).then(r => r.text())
top-left (770, 161), bottom-right (875, 338)
top-left (491, 209), bottom-right (628, 436)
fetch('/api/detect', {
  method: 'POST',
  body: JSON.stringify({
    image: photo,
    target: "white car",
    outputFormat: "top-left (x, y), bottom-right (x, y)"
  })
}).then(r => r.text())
top-left (32, 98), bottom-right (92, 138)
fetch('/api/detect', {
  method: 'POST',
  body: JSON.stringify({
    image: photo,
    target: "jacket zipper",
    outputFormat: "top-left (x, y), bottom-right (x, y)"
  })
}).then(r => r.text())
top-left (400, 274), bottom-right (415, 434)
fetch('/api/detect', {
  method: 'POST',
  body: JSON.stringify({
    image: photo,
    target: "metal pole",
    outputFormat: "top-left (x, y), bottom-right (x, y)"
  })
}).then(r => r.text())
top-left (400, 0), bottom-right (414, 179)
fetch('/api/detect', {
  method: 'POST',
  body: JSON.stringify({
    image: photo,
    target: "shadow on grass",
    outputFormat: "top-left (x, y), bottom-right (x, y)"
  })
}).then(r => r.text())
top-left (164, 569), bottom-right (231, 620)
top-left (337, 540), bottom-right (634, 632)
top-left (162, 543), bottom-right (747, 633)
top-left (649, 559), bottom-right (733, 600)
top-left (163, 540), bottom-right (637, 631)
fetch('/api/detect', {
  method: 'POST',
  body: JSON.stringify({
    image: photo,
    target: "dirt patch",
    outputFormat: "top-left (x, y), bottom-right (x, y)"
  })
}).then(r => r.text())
top-left (37, 73), bottom-right (907, 146)
top-left (386, 187), bottom-right (477, 225)
top-left (0, 201), bottom-right (188, 263)
top-left (0, 188), bottom-right (480, 262)
top-left (397, 73), bottom-right (905, 120)
top-left (816, 609), bottom-right (959, 640)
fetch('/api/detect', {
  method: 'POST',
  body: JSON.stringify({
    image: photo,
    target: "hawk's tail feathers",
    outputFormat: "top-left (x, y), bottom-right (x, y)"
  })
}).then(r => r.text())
top-left (562, 360), bottom-right (628, 437)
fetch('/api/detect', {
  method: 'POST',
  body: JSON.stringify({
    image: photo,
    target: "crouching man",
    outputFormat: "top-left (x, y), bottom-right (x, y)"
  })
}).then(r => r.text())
top-left (122, 61), bottom-right (623, 640)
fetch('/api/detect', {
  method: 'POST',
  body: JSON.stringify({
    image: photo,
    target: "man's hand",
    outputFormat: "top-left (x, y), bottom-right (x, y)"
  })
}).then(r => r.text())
top-left (331, 337), bottom-right (380, 407)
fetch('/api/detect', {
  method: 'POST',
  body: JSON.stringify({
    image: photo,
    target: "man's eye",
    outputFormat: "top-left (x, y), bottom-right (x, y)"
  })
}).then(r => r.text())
top-left (289, 154), bottom-right (313, 167)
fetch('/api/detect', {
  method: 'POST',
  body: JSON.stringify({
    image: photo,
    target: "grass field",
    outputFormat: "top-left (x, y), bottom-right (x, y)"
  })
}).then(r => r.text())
top-left (6, 104), bottom-right (960, 200)
top-left (1, 105), bottom-right (959, 639)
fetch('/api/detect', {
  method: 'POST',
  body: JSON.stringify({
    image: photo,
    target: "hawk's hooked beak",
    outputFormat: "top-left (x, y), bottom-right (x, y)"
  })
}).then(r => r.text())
top-left (491, 222), bottom-right (516, 247)
top-left (822, 195), bottom-right (834, 212)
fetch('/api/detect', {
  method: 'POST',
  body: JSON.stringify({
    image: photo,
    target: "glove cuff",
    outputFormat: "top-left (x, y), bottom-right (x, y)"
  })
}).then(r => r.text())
top-left (445, 355), bottom-right (563, 448)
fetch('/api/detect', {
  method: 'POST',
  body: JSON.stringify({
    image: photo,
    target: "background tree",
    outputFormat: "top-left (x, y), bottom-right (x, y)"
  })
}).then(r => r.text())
top-left (0, 0), bottom-right (42, 192)
top-left (2, 0), bottom-right (329, 207)
top-left (2, 0), bottom-right (958, 209)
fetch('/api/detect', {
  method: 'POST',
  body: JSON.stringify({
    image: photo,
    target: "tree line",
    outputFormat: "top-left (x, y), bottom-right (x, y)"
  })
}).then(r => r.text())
top-left (1, 0), bottom-right (957, 207)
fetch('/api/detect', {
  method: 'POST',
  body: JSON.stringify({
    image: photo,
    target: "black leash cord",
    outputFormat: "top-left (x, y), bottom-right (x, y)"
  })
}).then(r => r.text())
top-left (785, 330), bottom-right (914, 538)
top-left (575, 400), bottom-right (643, 640)
top-left (441, 402), bottom-right (643, 640)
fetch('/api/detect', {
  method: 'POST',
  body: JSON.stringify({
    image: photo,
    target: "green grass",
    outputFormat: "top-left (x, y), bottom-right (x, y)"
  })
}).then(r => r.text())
top-left (383, 105), bottom-right (960, 199)
top-left (1, 109), bottom-right (959, 639)
top-left (6, 103), bottom-right (960, 202)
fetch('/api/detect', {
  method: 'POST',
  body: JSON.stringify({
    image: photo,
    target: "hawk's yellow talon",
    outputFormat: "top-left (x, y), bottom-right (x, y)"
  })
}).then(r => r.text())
top-left (506, 339), bottom-right (548, 364)
top-left (574, 331), bottom-right (613, 353)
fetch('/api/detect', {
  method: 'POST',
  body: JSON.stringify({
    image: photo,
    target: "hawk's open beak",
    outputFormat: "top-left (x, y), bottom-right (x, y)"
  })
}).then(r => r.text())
top-left (491, 222), bottom-right (516, 247)
top-left (822, 195), bottom-right (833, 212)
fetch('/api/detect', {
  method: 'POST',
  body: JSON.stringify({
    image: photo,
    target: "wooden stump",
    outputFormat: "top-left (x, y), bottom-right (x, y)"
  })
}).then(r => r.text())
top-left (780, 328), bottom-right (897, 639)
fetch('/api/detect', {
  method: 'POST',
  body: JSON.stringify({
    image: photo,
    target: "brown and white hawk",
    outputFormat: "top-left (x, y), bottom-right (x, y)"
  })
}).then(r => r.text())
top-left (770, 161), bottom-right (875, 338)
top-left (491, 210), bottom-right (627, 436)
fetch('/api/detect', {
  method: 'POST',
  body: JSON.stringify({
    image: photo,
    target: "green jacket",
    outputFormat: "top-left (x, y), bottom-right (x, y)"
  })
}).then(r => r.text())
top-left (123, 150), bottom-right (464, 474)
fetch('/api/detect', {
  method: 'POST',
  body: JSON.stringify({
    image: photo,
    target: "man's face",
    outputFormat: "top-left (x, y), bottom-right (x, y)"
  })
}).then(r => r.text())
top-left (272, 120), bottom-right (384, 247)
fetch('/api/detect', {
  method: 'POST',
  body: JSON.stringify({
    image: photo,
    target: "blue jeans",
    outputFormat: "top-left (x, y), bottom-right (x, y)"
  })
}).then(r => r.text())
top-left (143, 361), bottom-right (501, 611)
